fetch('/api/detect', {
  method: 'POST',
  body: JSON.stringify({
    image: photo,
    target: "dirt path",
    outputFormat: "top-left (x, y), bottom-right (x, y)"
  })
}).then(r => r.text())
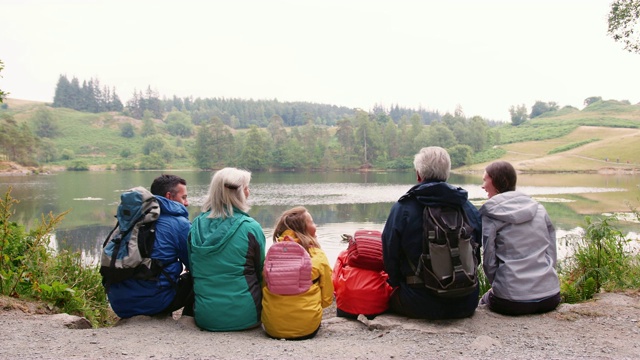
top-left (1, 291), bottom-right (639, 359)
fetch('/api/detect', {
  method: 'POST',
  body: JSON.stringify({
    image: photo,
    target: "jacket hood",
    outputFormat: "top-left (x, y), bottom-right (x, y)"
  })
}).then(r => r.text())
top-left (190, 209), bottom-right (251, 253)
top-left (155, 195), bottom-right (189, 219)
top-left (399, 180), bottom-right (469, 207)
top-left (479, 190), bottom-right (538, 224)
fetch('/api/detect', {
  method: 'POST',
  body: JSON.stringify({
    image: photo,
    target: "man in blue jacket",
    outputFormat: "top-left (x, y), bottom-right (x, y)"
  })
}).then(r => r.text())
top-left (107, 174), bottom-right (193, 318)
top-left (382, 147), bottom-right (482, 319)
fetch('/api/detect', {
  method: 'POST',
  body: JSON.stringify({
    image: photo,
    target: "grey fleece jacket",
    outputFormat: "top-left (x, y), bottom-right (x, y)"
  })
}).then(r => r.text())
top-left (480, 190), bottom-right (560, 301)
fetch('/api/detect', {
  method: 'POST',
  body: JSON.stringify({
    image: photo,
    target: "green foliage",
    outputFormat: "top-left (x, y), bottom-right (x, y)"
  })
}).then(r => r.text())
top-left (60, 149), bottom-right (75, 160)
top-left (138, 154), bottom-right (166, 170)
top-left (239, 126), bottom-right (269, 170)
top-left (530, 101), bottom-right (559, 119)
top-left (165, 111), bottom-right (193, 137)
top-left (115, 159), bottom-right (136, 170)
top-left (383, 157), bottom-right (413, 170)
top-left (67, 160), bottom-right (89, 171)
top-left (0, 189), bottom-right (112, 326)
top-left (37, 138), bottom-right (58, 163)
top-left (584, 96), bottom-right (603, 106)
top-left (32, 107), bottom-right (61, 138)
top-left (607, 0), bottom-right (640, 54)
top-left (0, 59), bottom-right (8, 102)
top-left (471, 147), bottom-right (507, 164)
top-left (477, 266), bottom-right (491, 298)
top-left (140, 116), bottom-right (157, 137)
top-left (582, 99), bottom-right (636, 113)
top-left (52, 75), bottom-right (123, 113)
top-left (142, 135), bottom-right (167, 155)
top-left (497, 123), bottom-right (577, 144)
top-left (119, 148), bottom-right (132, 158)
top-left (448, 144), bottom-right (473, 167)
top-left (548, 138), bottom-right (600, 154)
top-left (558, 216), bottom-right (640, 303)
top-left (0, 114), bottom-right (40, 166)
top-left (509, 104), bottom-right (528, 126)
top-left (119, 123), bottom-right (135, 138)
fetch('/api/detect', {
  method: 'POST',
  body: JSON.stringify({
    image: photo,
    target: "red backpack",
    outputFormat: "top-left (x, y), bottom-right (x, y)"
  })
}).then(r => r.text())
top-left (345, 229), bottom-right (385, 272)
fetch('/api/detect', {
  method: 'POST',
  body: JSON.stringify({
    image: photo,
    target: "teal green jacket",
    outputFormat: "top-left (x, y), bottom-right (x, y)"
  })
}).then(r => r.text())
top-left (189, 209), bottom-right (266, 331)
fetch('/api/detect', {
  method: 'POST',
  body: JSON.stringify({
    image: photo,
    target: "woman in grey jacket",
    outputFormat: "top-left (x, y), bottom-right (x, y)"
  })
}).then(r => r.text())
top-left (479, 161), bottom-right (561, 315)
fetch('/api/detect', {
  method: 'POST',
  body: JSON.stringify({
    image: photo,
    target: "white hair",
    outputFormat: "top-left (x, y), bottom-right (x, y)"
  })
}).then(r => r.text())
top-left (413, 146), bottom-right (451, 181)
top-left (201, 167), bottom-right (252, 218)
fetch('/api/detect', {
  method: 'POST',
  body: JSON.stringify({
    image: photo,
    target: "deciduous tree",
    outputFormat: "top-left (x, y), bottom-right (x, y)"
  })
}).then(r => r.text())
top-left (608, 0), bottom-right (640, 54)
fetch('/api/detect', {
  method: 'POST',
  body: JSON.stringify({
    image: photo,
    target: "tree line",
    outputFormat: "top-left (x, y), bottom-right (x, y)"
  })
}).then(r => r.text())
top-left (51, 75), bottom-right (442, 129)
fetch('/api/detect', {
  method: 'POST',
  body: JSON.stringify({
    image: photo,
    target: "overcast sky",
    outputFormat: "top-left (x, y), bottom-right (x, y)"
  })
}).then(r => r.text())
top-left (2, 0), bottom-right (638, 121)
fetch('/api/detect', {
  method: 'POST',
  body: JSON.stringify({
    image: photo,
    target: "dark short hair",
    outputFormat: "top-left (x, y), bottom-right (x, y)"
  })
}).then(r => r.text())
top-left (150, 174), bottom-right (187, 197)
top-left (485, 161), bottom-right (517, 194)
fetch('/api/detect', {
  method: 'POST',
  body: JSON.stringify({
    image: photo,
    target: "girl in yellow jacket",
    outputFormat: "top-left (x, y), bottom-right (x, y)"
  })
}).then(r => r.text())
top-left (261, 206), bottom-right (334, 340)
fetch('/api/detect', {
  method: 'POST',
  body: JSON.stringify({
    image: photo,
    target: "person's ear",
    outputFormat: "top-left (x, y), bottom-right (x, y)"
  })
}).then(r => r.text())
top-left (416, 171), bottom-right (423, 183)
top-left (165, 191), bottom-right (173, 200)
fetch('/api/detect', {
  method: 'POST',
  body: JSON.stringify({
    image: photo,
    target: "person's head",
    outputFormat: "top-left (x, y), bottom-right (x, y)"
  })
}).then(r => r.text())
top-left (413, 146), bottom-right (451, 182)
top-left (202, 167), bottom-right (251, 218)
top-left (150, 174), bottom-right (188, 206)
top-left (482, 161), bottom-right (517, 198)
top-left (273, 206), bottom-right (319, 251)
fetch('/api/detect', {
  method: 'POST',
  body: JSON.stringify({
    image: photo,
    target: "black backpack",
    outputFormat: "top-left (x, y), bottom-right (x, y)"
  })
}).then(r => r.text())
top-left (100, 187), bottom-right (166, 290)
top-left (406, 205), bottom-right (479, 298)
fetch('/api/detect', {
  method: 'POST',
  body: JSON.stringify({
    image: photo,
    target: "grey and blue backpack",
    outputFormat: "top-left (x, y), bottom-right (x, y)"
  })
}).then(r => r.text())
top-left (100, 186), bottom-right (164, 290)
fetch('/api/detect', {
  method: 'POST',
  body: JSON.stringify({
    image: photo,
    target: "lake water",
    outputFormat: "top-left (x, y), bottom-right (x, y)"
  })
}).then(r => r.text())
top-left (1, 170), bottom-right (638, 267)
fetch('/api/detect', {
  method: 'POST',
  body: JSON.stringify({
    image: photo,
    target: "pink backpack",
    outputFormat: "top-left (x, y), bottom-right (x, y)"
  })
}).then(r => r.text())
top-left (264, 241), bottom-right (313, 295)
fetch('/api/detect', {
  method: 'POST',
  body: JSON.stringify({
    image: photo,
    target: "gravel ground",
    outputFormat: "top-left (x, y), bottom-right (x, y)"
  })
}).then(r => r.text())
top-left (1, 291), bottom-right (640, 360)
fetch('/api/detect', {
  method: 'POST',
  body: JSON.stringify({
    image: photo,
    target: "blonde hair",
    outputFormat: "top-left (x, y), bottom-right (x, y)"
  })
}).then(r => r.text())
top-left (201, 167), bottom-right (251, 218)
top-left (273, 206), bottom-right (320, 251)
top-left (413, 146), bottom-right (451, 181)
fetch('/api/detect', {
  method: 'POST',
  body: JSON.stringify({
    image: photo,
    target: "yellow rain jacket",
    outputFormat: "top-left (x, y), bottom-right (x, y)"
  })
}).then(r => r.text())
top-left (261, 242), bottom-right (334, 339)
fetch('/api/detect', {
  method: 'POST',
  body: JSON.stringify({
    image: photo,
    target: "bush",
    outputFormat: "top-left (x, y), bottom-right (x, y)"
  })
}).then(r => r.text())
top-left (0, 188), bottom-right (112, 326)
top-left (67, 160), bottom-right (89, 171)
top-left (116, 159), bottom-right (137, 171)
top-left (558, 216), bottom-right (640, 303)
top-left (61, 149), bottom-right (75, 160)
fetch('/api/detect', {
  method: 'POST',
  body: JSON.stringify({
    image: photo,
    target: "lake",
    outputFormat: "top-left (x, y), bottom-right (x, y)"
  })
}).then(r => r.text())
top-left (1, 170), bottom-right (638, 266)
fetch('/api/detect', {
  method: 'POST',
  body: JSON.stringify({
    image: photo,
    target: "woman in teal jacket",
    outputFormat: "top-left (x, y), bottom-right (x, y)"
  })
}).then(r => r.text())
top-left (189, 167), bottom-right (266, 331)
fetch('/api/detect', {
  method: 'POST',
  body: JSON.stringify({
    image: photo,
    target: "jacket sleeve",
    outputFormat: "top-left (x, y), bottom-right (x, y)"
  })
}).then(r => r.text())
top-left (176, 218), bottom-right (191, 271)
top-left (481, 217), bottom-right (498, 284)
top-left (248, 221), bottom-right (266, 283)
top-left (314, 250), bottom-right (335, 308)
top-left (544, 210), bottom-right (558, 268)
top-left (382, 202), bottom-right (403, 287)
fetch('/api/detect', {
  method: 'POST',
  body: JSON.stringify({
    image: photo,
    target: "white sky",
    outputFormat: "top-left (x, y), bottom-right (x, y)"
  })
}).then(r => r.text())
top-left (2, 0), bottom-right (638, 121)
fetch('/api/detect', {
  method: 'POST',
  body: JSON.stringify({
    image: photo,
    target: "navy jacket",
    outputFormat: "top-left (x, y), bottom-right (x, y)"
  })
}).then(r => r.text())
top-left (108, 196), bottom-right (191, 318)
top-left (382, 180), bottom-right (482, 319)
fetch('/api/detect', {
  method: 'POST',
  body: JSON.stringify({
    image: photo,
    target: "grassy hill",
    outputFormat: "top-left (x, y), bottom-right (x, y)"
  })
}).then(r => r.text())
top-left (2, 98), bottom-right (639, 173)
top-left (461, 100), bottom-right (640, 174)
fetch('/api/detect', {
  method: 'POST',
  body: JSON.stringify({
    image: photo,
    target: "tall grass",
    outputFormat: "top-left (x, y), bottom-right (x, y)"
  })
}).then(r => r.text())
top-left (0, 188), bottom-right (114, 326)
top-left (558, 215), bottom-right (640, 303)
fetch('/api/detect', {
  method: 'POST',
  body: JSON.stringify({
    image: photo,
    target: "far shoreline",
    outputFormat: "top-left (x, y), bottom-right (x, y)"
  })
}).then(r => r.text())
top-left (1, 160), bottom-right (639, 176)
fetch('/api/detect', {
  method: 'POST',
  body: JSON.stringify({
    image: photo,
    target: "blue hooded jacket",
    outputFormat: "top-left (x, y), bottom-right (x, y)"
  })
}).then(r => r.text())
top-left (382, 180), bottom-right (482, 319)
top-left (107, 196), bottom-right (191, 318)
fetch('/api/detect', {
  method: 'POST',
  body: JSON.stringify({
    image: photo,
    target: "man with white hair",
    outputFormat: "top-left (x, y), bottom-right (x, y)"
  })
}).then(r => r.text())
top-left (382, 146), bottom-right (482, 319)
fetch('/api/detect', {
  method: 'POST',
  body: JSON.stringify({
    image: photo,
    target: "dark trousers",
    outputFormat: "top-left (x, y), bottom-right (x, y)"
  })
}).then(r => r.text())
top-left (388, 285), bottom-right (479, 320)
top-left (480, 289), bottom-right (561, 316)
top-left (160, 272), bottom-right (195, 316)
